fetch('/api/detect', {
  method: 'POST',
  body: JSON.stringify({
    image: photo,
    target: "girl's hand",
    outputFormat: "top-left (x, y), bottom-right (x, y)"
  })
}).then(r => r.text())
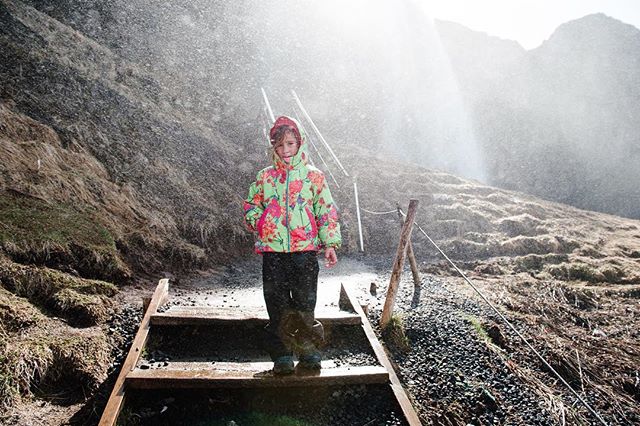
top-left (324, 247), bottom-right (338, 268)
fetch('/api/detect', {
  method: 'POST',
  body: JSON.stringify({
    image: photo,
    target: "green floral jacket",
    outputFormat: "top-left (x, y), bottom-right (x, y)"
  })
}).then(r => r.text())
top-left (243, 117), bottom-right (341, 253)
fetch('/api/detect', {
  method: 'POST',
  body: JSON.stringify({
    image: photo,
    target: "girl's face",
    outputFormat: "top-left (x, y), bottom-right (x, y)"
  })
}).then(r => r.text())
top-left (274, 132), bottom-right (299, 163)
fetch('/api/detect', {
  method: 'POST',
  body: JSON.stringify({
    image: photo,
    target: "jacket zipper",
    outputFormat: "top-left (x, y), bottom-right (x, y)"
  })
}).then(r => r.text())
top-left (285, 170), bottom-right (291, 251)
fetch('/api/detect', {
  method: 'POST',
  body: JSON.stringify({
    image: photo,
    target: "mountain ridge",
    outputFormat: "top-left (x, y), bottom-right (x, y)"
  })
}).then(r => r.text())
top-left (436, 12), bottom-right (640, 219)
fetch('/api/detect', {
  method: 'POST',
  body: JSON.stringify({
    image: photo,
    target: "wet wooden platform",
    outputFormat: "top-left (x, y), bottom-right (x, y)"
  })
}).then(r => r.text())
top-left (151, 306), bottom-right (361, 326)
top-left (99, 279), bottom-right (422, 426)
top-left (126, 363), bottom-right (389, 388)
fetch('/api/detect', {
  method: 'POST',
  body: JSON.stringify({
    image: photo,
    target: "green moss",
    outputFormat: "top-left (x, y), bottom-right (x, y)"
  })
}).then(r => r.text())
top-left (0, 193), bottom-right (115, 250)
top-left (382, 313), bottom-right (410, 353)
top-left (462, 314), bottom-right (491, 344)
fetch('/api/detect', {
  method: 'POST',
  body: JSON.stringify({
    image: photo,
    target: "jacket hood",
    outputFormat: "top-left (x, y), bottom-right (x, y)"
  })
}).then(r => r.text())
top-left (269, 116), bottom-right (309, 170)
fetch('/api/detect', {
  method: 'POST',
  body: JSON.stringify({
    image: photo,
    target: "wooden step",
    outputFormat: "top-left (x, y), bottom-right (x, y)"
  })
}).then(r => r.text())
top-left (125, 362), bottom-right (388, 388)
top-left (151, 306), bottom-right (361, 326)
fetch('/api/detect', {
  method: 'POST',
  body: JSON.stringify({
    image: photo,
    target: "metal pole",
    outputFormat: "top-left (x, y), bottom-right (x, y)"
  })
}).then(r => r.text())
top-left (293, 109), bottom-right (341, 189)
top-left (263, 127), bottom-right (271, 146)
top-left (291, 89), bottom-right (349, 177)
top-left (261, 87), bottom-right (275, 124)
top-left (353, 179), bottom-right (364, 252)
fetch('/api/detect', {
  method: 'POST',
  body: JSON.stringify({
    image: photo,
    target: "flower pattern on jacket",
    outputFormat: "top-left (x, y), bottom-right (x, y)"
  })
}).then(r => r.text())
top-left (243, 116), bottom-right (341, 253)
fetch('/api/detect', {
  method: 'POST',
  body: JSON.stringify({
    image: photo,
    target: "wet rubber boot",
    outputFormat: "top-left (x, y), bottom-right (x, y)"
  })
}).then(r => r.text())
top-left (298, 340), bottom-right (321, 370)
top-left (273, 355), bottom-right (294, 375)
top-left (293, 314), bottom-right (324, 370)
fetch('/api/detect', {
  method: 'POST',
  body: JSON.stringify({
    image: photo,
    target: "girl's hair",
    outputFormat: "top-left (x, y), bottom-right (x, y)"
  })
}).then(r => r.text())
top-left (269, 125), bottom-right (301, 163)
top-left (269, 146), bottom-right (280, 165)
top-left (270, 125), bottom-right (297, 146)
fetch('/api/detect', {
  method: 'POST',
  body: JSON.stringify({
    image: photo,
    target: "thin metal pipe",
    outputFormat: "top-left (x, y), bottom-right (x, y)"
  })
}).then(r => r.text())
top-left (293, 109), bottom-right (340, 189)
top-left (353, 179), bottom-right (364, 251)
top-left (261, 87), bottom-right (275, 124)
top-left (291, 89), bottom-right (349, 177)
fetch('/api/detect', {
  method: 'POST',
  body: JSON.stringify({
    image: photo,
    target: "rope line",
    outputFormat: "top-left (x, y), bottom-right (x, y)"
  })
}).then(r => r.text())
top-left (361, 208), bottom-right (397, 215)
top-left (399, 209), bottom-right (609, 426)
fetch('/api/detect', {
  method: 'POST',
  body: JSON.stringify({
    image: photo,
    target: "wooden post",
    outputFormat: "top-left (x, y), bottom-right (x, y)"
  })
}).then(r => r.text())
top-left (381, 200), bottom-right (419, 329)
top-left (396, 205), bottom-right (421, 291)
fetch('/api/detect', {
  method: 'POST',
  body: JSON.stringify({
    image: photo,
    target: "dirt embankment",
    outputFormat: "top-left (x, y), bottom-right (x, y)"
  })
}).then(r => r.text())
top-left (1, 0), bottom-right (255, 275)
top-left (0, 0), bottom-right (253, 420)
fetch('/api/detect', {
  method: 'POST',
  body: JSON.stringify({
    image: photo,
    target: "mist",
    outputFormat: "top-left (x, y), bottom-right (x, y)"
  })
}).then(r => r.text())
top-left (26, 0), bottom-right (640, 218)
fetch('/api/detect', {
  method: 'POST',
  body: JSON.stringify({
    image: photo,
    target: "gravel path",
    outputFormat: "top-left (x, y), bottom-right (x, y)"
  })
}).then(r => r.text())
top-left (103, 254), bottom-right (614, 425)
top-left (366, 267), bottom-right (555, 425)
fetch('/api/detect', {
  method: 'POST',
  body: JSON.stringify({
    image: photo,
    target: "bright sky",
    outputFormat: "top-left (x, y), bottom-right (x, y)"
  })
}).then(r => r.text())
top-left (420, 0), bottom-right (640, 49)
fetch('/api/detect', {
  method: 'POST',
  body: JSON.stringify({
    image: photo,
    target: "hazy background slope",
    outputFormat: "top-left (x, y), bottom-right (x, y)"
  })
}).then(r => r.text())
top-left (15, 1), bottom-right (640, 219)
top-left (438, 14), bottom-right (640, 218)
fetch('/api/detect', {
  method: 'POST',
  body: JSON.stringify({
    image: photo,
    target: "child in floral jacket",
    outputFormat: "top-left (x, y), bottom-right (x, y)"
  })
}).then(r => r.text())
top-left (243, 115), bottom-right (341, 374)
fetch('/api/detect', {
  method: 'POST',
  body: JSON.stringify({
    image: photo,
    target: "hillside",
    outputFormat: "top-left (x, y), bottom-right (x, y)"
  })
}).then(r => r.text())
top-left (1, 0), bottom-right (255, 275)
top-left (1, 1), bottom-right (639, 425)
top-left (14, 1), bottom-right (640, 220)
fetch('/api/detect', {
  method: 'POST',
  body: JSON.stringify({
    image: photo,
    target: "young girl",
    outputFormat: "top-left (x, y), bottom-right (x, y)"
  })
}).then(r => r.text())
top-left (243, 115), bottom-right (341, 374)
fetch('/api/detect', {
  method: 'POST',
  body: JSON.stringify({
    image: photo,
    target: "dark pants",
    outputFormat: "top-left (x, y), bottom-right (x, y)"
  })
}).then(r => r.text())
top-left (262, 251), bottom-right (324, 360)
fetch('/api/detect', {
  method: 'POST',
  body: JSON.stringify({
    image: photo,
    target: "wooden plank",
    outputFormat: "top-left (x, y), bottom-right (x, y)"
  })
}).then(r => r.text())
top-left (99, 279), bottom-right (169, 426)
top-left (137, 360), bottom-right (337, 372)
top-left (150, 307), bottom-right (361, 326)
top-left (381, 199), bottom-right (419, 328)
top-left (126, 364), bottom-right (389, 389)
top-left (341, 283), bottom-right (423, 426)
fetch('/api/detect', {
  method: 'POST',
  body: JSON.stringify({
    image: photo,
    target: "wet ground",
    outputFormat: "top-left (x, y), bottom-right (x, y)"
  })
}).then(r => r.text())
top-left (161, 255), bottom-right (377, 310)
top-left (112, 256), bottom-right (406, 425)
top-left (103, 254), bottom-right (630, 425)
top-left (367, 270), bottom-right (555, 425)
